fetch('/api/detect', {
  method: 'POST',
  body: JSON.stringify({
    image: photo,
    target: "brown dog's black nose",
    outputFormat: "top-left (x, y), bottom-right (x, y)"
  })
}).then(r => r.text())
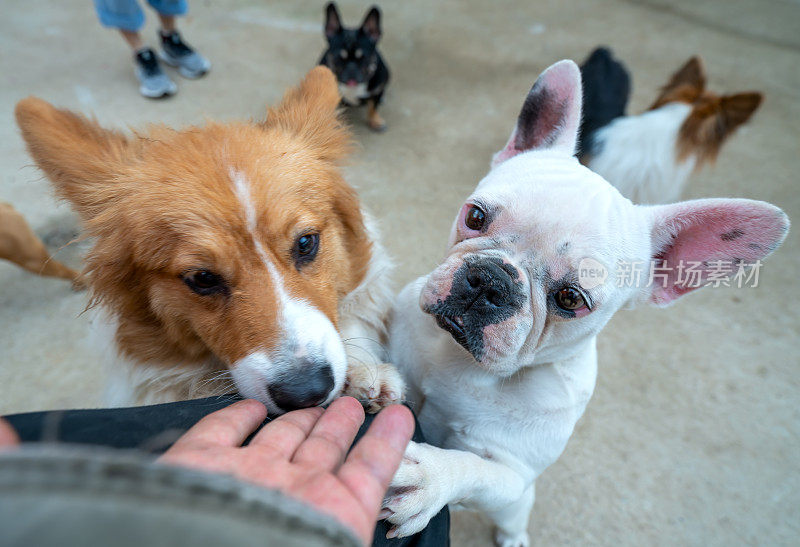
top-left (268, 360), bottom-right (334, 412)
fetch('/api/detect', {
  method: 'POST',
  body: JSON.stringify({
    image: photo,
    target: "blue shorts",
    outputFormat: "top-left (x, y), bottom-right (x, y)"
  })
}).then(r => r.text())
top-left (94, 0), bottom-right (188, 32)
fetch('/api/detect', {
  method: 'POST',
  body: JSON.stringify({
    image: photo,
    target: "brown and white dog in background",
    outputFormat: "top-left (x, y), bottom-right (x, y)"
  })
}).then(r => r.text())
top-left (578, 47), bottom-right (763, 204)
top-left (15, 66), bottom-right (404, 412)
top-left (0, 201), bottom-right (83, 289)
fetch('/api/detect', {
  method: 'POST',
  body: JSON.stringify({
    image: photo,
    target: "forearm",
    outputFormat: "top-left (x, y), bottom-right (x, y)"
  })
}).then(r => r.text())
top-left (419, 443), bottom-right (526, 511)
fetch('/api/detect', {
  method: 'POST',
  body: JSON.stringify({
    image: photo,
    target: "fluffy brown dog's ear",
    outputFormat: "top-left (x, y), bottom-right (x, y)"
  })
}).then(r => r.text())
top-left (676, 91), bottom-right (763, 165)
top-left (262, 66), bottom-right (350, 163)
top-left (649, 56), bottom-right (707, 110)
top-left (719, 92), bottom-right (763, 129)
top-left (15, 97), bottom-right (133, 221)
top-left (333, 182), bottom-right (372, 295)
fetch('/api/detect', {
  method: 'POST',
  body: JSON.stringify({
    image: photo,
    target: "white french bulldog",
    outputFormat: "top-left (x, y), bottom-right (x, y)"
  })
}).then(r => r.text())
top-left (382, 60), bottom-right (789, 546)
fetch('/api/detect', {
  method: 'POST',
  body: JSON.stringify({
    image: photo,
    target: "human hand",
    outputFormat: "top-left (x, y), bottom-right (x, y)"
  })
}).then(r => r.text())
top-left (159, 397), bottom-right (414, 546)
top-left (0, 417), bottom-right (20, 448)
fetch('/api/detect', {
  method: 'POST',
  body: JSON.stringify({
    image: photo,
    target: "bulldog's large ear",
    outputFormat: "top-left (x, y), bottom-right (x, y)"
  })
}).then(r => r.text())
top-left (15, 96), bottom-right (134, 222)
top-left (492, 60), bottom-right (582, 167)
top-left (643, 198), bottom-right (789, 306)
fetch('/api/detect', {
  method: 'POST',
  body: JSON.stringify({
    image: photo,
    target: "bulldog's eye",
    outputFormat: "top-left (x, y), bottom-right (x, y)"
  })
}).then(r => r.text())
top-left (554, 286), bottom-right (586, 311)
top-left (294, 232), bottom-right (320, 268)
top-left (355, 48), bottom-right (363, 59)
top-left (465, 205), bottom-right (486, 231)
top-left (183, 270), bottom-right (227, 296)
top-left (339, 50), bottom-right (348, 59)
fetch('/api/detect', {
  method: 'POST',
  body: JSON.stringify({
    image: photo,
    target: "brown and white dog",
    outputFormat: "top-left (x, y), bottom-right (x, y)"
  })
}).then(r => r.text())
top-left (578, 48), bottom-right (763, 204)
top-left (0, 201), bottom-right (83, 289)
top-left (15, 66), bottom-right (404, 413)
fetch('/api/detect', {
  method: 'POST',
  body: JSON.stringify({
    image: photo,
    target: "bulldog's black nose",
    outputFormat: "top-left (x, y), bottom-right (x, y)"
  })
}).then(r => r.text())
top-left (268, 360), bottom-right (334, 412)
top-left (459, 258), bottom-right (519, 311)
top-left (426, 257), bottom-right (525, 361)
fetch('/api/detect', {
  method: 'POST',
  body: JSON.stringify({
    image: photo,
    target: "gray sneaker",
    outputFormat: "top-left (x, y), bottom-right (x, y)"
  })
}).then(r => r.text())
top-left (134, 48), bottom-right (177, 98)
top-left (159, 30), bottom-right (211, 79)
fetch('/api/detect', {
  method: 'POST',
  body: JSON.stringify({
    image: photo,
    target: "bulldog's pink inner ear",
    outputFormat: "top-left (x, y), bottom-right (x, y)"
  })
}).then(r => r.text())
top-left (492, 60), bottom-right (582, 168)
top-left (647, 199), bottom-right (789, 306)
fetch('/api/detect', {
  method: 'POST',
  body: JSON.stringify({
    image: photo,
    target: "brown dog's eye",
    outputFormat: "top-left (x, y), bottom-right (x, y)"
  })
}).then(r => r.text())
top-left (554, 287), bottom-right (586, 311)
top-left (183, 270), bottom-right (227, 296)
top-left (465, 206), bottom-right (486, 231)
top-left (293, 233), bottom-right (320, 268)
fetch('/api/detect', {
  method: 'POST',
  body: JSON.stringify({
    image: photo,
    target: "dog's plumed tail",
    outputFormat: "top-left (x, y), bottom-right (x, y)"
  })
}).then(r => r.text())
top-left (15, 97), bottom-right (135, 222)
top-left (577, 47), bottom-right (630, 159)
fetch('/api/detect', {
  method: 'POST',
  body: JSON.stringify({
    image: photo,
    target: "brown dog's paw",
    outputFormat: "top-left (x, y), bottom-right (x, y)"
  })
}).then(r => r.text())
top-left (344, 361), bottom-right (404, 413)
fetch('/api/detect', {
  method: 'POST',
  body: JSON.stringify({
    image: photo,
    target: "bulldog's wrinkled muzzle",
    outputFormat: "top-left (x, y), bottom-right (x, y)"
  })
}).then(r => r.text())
top-left (424, 256), bottom-right (526, 360)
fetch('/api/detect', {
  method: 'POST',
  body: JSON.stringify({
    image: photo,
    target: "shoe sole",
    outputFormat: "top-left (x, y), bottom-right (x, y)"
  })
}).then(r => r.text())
top-left (139, 82), bottom-right (177, 99)
top-left (159, 52), bottom-right (210, 80)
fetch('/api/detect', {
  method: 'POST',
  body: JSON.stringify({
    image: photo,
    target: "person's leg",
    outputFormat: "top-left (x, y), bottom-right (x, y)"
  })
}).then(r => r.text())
top-left (3, 396), bottom-right (449, 545)
top-left (93, 0), bottom-right (177, 98)
top-left (4, 395), bottom-right (240, 452)
top-left (119, 29), bottom-right (145, 51)
top-left (148, 0), bottom-right (210, 79)
top-left (94, 0), bottom-right (146, 35)
top-left (156, 12), bottom-right (176, 33)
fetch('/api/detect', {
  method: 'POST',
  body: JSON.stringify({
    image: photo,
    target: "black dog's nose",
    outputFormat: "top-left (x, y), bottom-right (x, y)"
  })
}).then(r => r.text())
top-left (268, 360), bottom-right (334, 412)
top-left (460, 259), bottom-right (517, 310)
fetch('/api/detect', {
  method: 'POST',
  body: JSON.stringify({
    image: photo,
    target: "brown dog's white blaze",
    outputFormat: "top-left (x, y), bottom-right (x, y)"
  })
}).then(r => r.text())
top-left (14, 66), bottom-right (375, 412)
top-left (223, 167), bottom-right (349, 411)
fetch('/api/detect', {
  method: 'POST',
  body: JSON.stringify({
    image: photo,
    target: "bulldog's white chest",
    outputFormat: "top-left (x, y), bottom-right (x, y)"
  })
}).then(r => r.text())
top-left (391, 278), bottom-right (598, 480)
top-left (418, 348), bottom-right (597, 478)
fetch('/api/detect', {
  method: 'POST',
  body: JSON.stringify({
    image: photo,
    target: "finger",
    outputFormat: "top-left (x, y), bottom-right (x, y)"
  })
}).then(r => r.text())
top-left (291, 397), bottom-right (365, 471)
top-left (337, 405), bottom-right (414, 518)
top-left (249, 406), bottom-right (325, 459)
top-left (167, 399), bottom-right (266, 451)
top-left (0, 418), bottom-right (20, 448)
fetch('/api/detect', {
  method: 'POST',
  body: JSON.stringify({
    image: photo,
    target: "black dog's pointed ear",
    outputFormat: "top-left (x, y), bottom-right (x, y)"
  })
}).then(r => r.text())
top-left (360, 6), bottom-right (382, 41)
top-left (324, 2), bottom-right (342, 39)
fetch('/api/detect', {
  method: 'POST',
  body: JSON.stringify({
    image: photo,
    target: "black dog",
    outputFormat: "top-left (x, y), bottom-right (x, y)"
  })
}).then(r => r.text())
top-left (319, 2), bottom-right (390, 131)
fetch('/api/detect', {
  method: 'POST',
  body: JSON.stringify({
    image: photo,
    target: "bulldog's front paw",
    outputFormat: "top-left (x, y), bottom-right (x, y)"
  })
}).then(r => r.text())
top-left (381, 442), bottom-right (450, 538)
top-left (494, 529), bottom-right (530, 547)
top-left (343, 361), bottom-right (404, 413)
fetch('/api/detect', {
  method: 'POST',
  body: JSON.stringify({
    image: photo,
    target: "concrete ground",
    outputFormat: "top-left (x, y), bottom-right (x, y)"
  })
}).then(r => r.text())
top-left (1, 0), bottom-right (798, 544)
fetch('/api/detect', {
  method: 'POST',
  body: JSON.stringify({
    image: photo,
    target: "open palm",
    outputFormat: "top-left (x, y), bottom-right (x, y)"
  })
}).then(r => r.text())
top-left (159, 397), bottom-right (414, 546)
